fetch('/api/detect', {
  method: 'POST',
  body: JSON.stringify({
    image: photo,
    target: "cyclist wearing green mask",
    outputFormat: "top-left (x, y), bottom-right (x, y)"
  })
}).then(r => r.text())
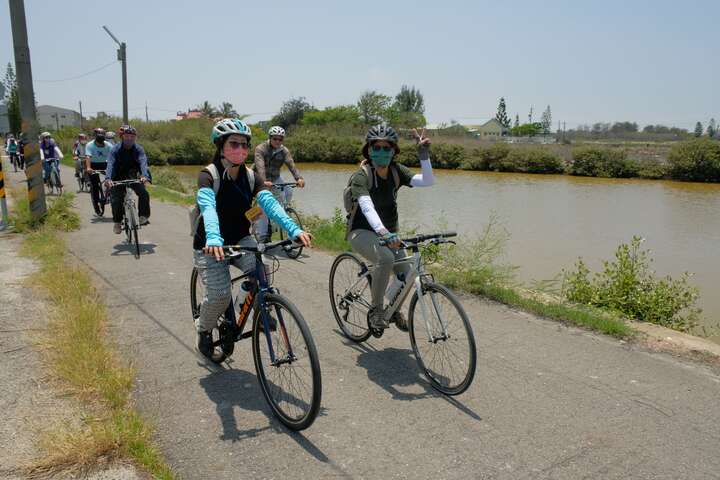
top-left (347, 124), bottom-right (434, 331)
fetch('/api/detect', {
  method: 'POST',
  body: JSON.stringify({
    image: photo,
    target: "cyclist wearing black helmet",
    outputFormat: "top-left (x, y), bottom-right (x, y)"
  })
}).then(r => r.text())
top-left (346, 124), bottom-right (434, 331)
top-left (105, 125), bottom-right (151, 234)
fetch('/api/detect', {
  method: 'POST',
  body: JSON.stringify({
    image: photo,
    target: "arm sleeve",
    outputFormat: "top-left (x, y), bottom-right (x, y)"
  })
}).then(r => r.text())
top-left (410, 159), bottom-right (435, 187)
top-left (137, 146), bottom-right (150, 177)
top-left (106, 147), bottom-right (116, 179)
top-left (40, 147), bottom-right (45, 161)
top-left (54, 146), bottom-right (64, 159)
top-left (256, 190), bottom-right (302, 239)
top-left (197, 187), bottom-right (223, 247)
top-left (284, 148), bottom-right (302, 180)
top-left (253, 145), bottom-right (267, 181)
top-left (358, 195), bottom-right (388, 234)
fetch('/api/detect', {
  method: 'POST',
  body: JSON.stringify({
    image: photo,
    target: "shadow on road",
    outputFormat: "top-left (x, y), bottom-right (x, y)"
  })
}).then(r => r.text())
top-left (345, 336), bottom-right (482, 422)
top-left (90, 216), bottom-right (114, 224)
top-left (111, 241), bottom-right (158, 256)
top-left (199, 367), bottom-right (342, 469)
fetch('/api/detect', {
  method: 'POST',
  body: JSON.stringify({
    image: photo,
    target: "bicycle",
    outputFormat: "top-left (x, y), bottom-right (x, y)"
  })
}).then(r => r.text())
top-left (329, 232), bottom-right (477, 396)
top-left (45, 158), bottom-right (63, 195)
top-left (87, 169), bottom-right (108, 216)
top-left (262, 182), bottom-right (304, 259)
top-left (190, 239), bottom-right (322, 430)
top-left (112, 179), bottom-right (143, 259)
top-left (9, 152), bottom-right (20, 172)
top-left (75, 160), bottom-right (90, 192)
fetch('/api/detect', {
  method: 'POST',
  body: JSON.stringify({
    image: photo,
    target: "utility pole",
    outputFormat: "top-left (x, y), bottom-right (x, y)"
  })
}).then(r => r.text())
top-left (9, 0), bottom-right (46, 220)
top-left (53, 113), bottom-right (59, 131)
top-left (145, 101), bottom-right (149, 122)
top-left (79, 100), bottom-right (83, 130)
top-left (102, 26), bottom-right (128, 124)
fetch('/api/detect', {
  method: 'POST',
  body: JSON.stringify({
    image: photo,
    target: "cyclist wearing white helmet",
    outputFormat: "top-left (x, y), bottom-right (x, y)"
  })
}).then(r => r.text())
top-left (253, 125), bottom-right (305, 242)
top-left (346, 124), bottom-right (434, 331)
top-left (39, 133), bottom-right (64, 185)
top-left (105, 130), bottom-right (116, 146)
top-left (192, 118), bottom-right (312, 359)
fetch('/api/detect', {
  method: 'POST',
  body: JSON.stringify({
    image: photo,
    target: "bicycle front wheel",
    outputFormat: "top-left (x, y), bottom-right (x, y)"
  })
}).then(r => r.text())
top-left (408, 282), bottom-right (476, 396)
top-left (328, 253), bottom-right (372, 343)
top-left (252, 293), bottom-right (321, 431)
top-left (281, 208), bottom-right (303, 259)
top-left (190, 267), bottom-right (205, 319)
top-left (51, 169), bottom-right (62, 195)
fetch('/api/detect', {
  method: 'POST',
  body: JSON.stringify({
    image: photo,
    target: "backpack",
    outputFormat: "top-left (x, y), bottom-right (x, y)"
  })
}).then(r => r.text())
top-left (342, 161), bottom-right (400, 239)
top-left (188, 163), bottom-right (255, 236)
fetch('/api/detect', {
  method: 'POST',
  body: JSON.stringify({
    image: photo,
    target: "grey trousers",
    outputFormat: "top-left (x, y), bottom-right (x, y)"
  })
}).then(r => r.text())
top-left (349, 229), bottom-right (412, 311)
top-left (253, 176), bottom-right (292, 242)
top-left (193, 236), bottom-right (258, 333)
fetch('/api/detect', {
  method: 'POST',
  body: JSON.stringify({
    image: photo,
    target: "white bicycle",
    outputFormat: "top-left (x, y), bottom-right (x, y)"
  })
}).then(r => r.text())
top-left (329, 232), bottom-right (477, 395)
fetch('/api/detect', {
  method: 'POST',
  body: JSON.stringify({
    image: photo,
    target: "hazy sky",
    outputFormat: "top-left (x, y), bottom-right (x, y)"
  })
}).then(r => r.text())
top-left (2, 0), bottom-right (718, 129)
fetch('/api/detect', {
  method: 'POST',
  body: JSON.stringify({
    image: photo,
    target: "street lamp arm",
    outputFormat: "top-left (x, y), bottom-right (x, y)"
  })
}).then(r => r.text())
top-left (102, 25), bottom-right (121, 46)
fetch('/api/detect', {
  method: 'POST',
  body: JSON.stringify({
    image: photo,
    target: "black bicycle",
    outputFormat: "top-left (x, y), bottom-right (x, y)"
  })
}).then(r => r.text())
top-left (190, 239), bottom-right (322, 430)
top-left (88, 169), bottom-right (107, 216)
top-left (265, 182), bottom-right (304, 259)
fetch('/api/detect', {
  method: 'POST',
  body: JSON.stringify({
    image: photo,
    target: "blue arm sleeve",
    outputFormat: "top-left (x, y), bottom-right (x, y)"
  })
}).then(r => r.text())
top-left (197, 187), bottom-right (223, 246)
top-left (256, 190), bottom-right (302, 239)
top-left (137, 145), bottom-right (150, 177)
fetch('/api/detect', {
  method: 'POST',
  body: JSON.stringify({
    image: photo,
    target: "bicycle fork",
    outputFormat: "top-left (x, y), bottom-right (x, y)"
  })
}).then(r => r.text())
top-left (414, 276), bottom-right (450, 343)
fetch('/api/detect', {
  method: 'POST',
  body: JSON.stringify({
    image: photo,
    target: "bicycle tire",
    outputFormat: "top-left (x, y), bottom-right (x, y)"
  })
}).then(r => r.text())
top-left (50, 169), bottom-right (62, 195)
top-left (408, 282), bottom-right (476, 396)
top-left (282, 208), bottom-right (303, 259)
top-left (252, 293), bottom-right (321, 431)
top-left (132, 226), bottom-right (140, 259)
top-left (190, 267), bottom-right (203, 318)
top-left (328, 252), bottom-right (372, 343)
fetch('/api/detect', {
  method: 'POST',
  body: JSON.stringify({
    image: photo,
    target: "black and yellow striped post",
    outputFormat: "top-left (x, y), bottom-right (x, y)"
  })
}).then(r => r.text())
top-left (0, 156), bottom-right (8, 230)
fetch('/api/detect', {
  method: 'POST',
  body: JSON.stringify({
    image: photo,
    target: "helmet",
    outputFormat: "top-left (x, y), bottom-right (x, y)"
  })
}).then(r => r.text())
top-left (118, 125), bottom-right (127, 135)
top-left (93, 127), bottom-right (105, 136)
top-left (362, 123), bottom-right (400, 160)
top-left (40, 131), bottom-right (51, 139)
top-left (106, 131), bottom-right (115, 139)
top-left (123, 125), bottom-right (137, 135)
top-left (211, 118), bottom-right (251, 145)
top-left (268, 126), bottom-right (286, 137)
top-left (78, 133), bottom-right (87, 139)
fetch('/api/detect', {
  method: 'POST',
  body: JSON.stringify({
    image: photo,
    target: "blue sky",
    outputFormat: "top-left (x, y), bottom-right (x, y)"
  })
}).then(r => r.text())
top-left (2, 0), bottom-right (718, 129)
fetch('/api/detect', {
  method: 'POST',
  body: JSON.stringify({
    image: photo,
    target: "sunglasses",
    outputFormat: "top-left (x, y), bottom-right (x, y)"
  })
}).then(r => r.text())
top-left (371, 145), bottom-right (393, 152)
top-left (227, 140), bottom-right (250, 150)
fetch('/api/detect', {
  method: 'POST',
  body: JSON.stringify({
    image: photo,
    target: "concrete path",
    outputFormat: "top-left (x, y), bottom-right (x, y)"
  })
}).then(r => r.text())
top-left (13, 164), bottom-right (720, 479)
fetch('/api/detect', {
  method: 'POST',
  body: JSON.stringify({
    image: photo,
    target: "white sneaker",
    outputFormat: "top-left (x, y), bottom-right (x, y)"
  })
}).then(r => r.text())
top-left (139, 216), bottom-right (149, 225)
top-left (113, 223), bottom-right (122, 234)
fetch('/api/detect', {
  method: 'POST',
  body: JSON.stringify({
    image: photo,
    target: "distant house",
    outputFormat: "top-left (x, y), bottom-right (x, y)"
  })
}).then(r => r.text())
top-left (37, 105), bottom-right (82, 130)
top-left (468, 118), bottom-right (509, 138)
top-left (175, 109), bottom-right (203, 121)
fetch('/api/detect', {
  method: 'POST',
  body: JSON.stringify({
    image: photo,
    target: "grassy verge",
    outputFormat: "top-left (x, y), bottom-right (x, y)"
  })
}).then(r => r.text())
top-left (9, 193), bottom-right (174, 478)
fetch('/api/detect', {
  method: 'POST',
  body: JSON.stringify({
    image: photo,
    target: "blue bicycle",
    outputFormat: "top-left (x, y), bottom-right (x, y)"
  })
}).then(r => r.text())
top-left (190, 238), bottom-right (322, 430)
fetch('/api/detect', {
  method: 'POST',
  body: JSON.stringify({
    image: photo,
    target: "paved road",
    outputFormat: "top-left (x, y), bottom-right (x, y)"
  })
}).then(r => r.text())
top-left (14, 165), bottom-right (720, 479)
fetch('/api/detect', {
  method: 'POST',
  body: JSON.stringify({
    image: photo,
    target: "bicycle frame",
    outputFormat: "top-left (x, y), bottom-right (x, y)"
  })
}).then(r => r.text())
top-left (343, 246), bottom-right (451, 342)
top-left (222, 247), bottom-right (295, 366)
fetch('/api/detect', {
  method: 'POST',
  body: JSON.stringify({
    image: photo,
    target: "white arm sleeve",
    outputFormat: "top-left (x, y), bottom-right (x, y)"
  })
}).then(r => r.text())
top-left (54, 146), bottom-right (64, 159)
top-left (410, 158), bottom-right (434, 187)
top-left (358, 195), bottom-right (388, 234)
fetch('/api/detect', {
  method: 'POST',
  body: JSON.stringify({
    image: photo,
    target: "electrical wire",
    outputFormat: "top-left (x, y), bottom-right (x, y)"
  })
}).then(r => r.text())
top-left (36, 60), bottom-right (118, 83)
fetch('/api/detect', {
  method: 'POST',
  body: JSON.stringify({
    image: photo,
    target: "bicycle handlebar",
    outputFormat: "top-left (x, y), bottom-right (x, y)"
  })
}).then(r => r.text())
top-left (221, 238), bottom-right (297, 256)
top-left (379, 231), bottom-right (457, 247)
top-left (110, 179), bottom-right (144, 186)
top-left (271, 182), bottom-right (298, 189)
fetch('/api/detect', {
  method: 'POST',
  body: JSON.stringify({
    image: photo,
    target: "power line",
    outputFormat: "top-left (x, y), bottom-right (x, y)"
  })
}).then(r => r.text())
top-left (36, 60), bottom-right (118, 83)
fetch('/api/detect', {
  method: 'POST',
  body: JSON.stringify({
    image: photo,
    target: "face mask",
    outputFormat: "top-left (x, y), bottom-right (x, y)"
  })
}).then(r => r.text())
top-left (369, 148), bottom-right (393, 167)
top-left (224, 148), bottom-right (248, 165)
top-left (96, 135), bottom-right (105, 143)
top-left (122, 138), bottom-right (135, 148)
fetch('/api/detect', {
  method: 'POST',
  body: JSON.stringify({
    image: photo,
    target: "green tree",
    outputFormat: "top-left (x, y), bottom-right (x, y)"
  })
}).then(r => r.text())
top-left (541, 105), bottom-right (552, 134)
top-left (357, 90), bottom-right (392, 125)
top-left (707, 118), bottom-right (717, 138)
top-left (394, 85), bottom-right (425, 115)
top-left (217, 101), bottom-right (238, 117)
top-left (694, 121), bottom-right (703, 137)
top-left (270, 96), bottom-right (314, 129)
top-left (301, 105), bottom-right (361, 126)
top-left (513, 114), bottom-right (520, 129)
top-left (495, 97), bottom-right (510, 128)
top-left (197, 100), bottom-right (217, 118)
top-left (2, 63), bottom-right (22, 134)
top-left (510, 122), bottom-right (543, 137)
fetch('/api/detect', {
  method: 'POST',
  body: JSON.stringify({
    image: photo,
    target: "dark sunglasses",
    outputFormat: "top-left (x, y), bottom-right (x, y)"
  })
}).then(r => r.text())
top-left (227, 140), bottom-right (250, 150)
top-left (371, 145), bottom-right (393, 152)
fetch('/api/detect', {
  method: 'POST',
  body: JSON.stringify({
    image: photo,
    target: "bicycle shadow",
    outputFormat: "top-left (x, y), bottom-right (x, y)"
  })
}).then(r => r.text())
top-left (111, 241), bottom-right (158, 256)
top-left (340, 332), bottom-right (482, 422)
top-left (198, 366), bottom-right (339, 468)
top-left (90, 216), bottom-right (114, 224)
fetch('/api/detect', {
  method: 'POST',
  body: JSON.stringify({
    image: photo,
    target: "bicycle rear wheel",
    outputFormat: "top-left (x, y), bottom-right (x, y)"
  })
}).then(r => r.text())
top-left (328, 252), bottom-right (372, 342)
top-left (252, 293), bottom-right (321, 431)
top-left (280, 208), bottom-right (303, 259)
top-left (408, 282), bottom-right (476, 396)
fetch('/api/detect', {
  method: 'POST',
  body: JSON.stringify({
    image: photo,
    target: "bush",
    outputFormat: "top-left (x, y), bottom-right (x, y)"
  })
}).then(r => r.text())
top-left (562, 236), bottom-right (700, 332)
top-left (570, 147), bottom-right (639, 178)
top-left (152, 167), bottom-right (189, 193)
top-left (667, 138), bottom-right (720, 182)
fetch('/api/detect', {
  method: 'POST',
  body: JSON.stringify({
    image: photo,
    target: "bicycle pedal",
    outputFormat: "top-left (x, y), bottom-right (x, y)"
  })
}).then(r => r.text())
top-left (370, 327), bottom-right (385, 339)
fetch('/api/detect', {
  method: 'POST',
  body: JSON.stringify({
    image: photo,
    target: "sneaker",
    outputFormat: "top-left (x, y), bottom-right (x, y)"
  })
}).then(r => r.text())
top-left (139, 216), bottom-right (149, 225)
top-left (113, 223), bottom-right (122, 234)
top-left (392, 311), bottom-right (409, 332)
top-left (369, 307), bottom-right (389, 330)
top-left (196, 331), bottom-right (214, 358)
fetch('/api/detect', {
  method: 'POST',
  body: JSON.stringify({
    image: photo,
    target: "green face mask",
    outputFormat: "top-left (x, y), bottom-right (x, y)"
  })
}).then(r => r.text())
top-left (369, 148), bottom-right (393, 167)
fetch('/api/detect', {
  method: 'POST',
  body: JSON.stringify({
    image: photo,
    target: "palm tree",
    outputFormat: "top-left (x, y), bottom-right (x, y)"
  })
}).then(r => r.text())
top-left (217, 101), bottom-right (238, 117)
top-left (197, 100), bottom-right (217, 118)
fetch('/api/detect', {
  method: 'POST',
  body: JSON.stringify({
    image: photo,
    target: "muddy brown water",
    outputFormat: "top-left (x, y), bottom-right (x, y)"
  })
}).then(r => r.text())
top-left (172, 163), bottom-right (720, 341)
